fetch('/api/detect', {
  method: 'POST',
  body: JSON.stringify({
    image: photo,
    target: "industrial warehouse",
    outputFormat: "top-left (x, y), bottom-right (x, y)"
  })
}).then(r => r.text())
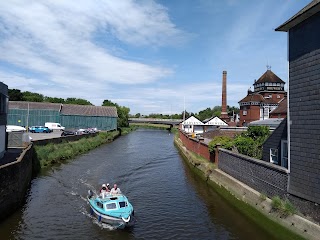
top-left (8, 101), bottom-right (118, 131)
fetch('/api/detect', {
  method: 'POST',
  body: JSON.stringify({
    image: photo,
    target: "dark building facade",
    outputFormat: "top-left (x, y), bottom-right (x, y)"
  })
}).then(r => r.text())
top-left (276, 0), bottom-right (320, 204)
top-left (0, 82), bottom-right (8, 158)
top-left (238, 69), bottom-right (286, 126)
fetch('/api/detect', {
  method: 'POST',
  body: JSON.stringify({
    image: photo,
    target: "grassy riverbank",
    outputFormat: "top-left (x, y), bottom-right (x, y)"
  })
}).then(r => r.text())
top-left (34, 131), bottom-right (119, 168)
top-left (174, 138), bottom-right (305, 240)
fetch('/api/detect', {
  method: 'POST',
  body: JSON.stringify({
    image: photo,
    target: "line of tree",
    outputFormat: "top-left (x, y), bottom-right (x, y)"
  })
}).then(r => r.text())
top-left (9, 89), bottom-right (93, 105)
top-left (133, 105), bottom-right (240, 121)
top-left (8, 89), bottom-right (130, 127)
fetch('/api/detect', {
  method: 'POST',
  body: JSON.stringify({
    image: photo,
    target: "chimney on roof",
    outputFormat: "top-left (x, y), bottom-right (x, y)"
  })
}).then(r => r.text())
top-left (221, 71), bottom-right (229, 122)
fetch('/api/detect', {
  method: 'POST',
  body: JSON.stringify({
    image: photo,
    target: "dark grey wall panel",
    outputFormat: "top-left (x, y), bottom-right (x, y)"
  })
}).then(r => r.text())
top-left (289, 11), bottom-right (320, 61)
top-left (262, 119), bottom-right (287, 164)
top-left (288, 40), bottom-right (320, 203)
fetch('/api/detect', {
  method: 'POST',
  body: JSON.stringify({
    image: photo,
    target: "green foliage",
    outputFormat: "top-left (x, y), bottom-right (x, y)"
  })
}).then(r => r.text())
top-left (65, 97), bottom-right (92, 105)
top-left (102, 99), bottom-right (130, 127)
top-left (44, 97), bottom-right (65, 103)
top-left (22, 91), bottom-right (44, 102)
top-left (208, 136), bottom-right (234, 153)
top-left (8, 89), bottom-right (23, 101)
top-left (234, 126), bottom-right (270, 159)
top-left (35, 131), bottom-right (119, 168)
top-left (271, 196), bottom-right (296, 216)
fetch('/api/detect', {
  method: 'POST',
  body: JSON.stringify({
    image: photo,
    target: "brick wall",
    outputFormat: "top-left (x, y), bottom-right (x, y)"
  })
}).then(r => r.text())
top-left (240, 105), bottom-right (261, 126)
top-left (179, 131), bottom-right (213, 161)
top-left (218, 148), bottom-right (289, 198)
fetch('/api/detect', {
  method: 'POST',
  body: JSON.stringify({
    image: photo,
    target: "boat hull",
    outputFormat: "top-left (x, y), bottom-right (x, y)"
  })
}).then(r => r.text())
top-left (88, 200), bottom-right (134, 228)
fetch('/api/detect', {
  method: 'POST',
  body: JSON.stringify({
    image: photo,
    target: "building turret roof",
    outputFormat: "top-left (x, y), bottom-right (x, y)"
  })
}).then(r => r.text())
top-left (255, 70), bottom-right (285, 84)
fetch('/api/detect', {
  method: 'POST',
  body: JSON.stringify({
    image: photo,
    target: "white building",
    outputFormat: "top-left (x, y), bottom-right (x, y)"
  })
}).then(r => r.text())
top-left (181, 116), bottom-right (204, 134)
top-left (204, 116), bottom-right (228, 132)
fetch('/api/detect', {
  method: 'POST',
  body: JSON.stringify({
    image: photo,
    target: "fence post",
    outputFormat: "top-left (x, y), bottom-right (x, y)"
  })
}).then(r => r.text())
top-left (215, 143), bottom-right (221, 167)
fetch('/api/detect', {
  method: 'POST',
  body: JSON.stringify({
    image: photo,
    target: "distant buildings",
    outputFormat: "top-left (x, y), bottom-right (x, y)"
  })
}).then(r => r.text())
top-left (238, 69), bottom-right (287, 126)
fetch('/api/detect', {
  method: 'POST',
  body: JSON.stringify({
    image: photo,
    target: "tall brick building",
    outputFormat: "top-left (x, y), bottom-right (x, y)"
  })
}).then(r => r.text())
top-left (238, 69), bottom-right (286, 126)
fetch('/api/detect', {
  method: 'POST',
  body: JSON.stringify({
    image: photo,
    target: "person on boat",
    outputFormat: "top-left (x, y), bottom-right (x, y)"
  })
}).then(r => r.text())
top-left (110, 184), bottom-right (121, 195)
top-left (100, 184), bottom-right (109, 198)
top-left (106, 183), bottom-right (111, 191)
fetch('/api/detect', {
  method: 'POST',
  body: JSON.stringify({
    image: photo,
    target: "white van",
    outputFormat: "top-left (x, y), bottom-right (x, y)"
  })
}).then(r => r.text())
top-left (45, 122), bottom-right (65, 131)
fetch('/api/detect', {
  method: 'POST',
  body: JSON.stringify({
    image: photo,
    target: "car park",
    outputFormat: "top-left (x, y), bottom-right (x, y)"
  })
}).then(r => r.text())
top-left (29, 126), bottom-right (52, 133)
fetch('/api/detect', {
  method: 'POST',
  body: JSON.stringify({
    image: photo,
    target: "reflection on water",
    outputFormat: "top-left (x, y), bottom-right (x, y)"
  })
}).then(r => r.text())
top-left (0, 129), bottom-right (279, 239)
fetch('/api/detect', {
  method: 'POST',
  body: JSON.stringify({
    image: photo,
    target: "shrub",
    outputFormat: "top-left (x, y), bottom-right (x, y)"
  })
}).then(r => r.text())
top-left (271, 196), bottom-right (296, 216)
top-left (208, 136), bottom-right (234, 153)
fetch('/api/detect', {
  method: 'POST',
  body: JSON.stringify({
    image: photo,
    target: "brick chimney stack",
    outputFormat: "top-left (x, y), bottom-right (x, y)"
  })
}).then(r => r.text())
top-left (220, 71), bottom-right (229, 122)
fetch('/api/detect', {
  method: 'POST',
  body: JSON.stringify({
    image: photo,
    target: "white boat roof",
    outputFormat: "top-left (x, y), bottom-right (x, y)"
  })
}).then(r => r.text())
top-left (181, 116), bottom-right (204, 125)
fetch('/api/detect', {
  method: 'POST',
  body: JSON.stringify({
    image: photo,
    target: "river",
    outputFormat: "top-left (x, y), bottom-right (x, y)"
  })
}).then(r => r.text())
top-left (0, 129), bottom-right (280, 240)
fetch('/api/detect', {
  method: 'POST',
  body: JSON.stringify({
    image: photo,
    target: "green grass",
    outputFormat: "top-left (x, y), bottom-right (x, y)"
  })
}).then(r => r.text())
top-left (271, 196), bottom-right (297, 216)
top-left (120, 126), bottom-right (137, 135)
top-left (34, 131), bottom-right (119, 168)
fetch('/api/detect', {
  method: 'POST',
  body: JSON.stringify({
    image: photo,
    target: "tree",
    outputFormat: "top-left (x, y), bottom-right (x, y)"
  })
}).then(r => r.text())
top-left (65, 98), bottom-right (92, 105)
top-left (44, 97), bottom-right (65, 103)
top-left (22, 91), bottom-right (44, 102)
top-left (102, 99), bottom-right (130, 127)
top-left (135, 113), bottom-right (141, 118)
top-left (8, 89), bottom-right (23, 101)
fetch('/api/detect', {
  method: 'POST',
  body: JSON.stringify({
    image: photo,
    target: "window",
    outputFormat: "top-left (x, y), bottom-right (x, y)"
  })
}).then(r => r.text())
top-left (281, 140), bottom-right (288, 168)
top-left (119, 201), bottom-right (128, 208)
top-left (97, 202), bottom-right (103, 208)
top-left (243, 110), bottom-right (247, 116)
top-left (106, 203), bottom-right (117, 210)
top-left (270, 148), bottom-right (278, 164)
top-left (277, 95), bottom-right (280, 99)
top-left (0, 94), bottom-right (8, 115)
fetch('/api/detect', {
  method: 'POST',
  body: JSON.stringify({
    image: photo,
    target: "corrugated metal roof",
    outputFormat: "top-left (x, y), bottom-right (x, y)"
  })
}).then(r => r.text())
top-left (255, 70), bottom-right (285, 84)
top-left (249, 118), bottom-right (284, 128)
top-left (9, 101), bottom-right (118, 117)
top-left (9, 101), bottom-right (62, 110)
top-left (61, 104), bottom-right (117, 117)
top-left (276, 0), bottom-right (320, 31)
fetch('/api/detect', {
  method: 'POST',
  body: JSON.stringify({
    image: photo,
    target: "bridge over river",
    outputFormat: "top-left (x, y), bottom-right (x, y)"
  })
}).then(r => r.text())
top-left (128, 118), bottom-right (183, 126)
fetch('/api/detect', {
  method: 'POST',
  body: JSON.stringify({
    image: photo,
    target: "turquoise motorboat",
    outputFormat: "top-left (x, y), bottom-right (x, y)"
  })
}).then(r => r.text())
top-left (87, 190), bottom-right (135, 228)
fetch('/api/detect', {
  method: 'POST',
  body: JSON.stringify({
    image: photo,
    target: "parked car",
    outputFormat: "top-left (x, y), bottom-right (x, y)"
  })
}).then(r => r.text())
top-left (6, 125), bottom-right (26, 132)
top-left (29, 126), bottom-right (52, 133)
top-left (61, 130), bottom-right (75, 136)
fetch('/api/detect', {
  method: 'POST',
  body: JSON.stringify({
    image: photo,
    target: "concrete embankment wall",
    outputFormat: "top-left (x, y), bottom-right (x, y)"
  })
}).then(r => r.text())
top-left (0, 144), bottom-right (34, 222)
top-left (175, 136), bottom-right (320, 240)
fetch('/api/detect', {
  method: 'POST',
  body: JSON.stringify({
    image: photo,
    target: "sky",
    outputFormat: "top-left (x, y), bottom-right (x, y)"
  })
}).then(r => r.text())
top-left (0, 0), bottom-right (311, 115)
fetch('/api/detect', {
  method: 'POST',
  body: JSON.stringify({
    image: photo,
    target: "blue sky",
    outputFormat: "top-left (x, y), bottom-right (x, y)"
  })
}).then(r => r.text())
top-left (0, 0), bottom-right (310, 115)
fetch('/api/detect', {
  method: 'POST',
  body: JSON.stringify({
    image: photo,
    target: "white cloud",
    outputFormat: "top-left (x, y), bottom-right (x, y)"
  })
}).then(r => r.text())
top-left (0, 0), bottom-right (189, 98)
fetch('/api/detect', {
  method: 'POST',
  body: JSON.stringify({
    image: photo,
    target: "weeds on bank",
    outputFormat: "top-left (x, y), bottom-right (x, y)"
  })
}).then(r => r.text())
top-left (260, 193), bottom-right (267, 201)
top-left (271, 196), bottom-right (296, 216)
top-left (35, 131), bottom-right (119, 168)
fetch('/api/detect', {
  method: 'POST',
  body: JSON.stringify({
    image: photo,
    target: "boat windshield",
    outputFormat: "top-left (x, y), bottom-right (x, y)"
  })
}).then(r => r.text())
top-left (105, 203), bottom-right (117, 210)
top-left (119, 201), bottom-right (128, 208)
